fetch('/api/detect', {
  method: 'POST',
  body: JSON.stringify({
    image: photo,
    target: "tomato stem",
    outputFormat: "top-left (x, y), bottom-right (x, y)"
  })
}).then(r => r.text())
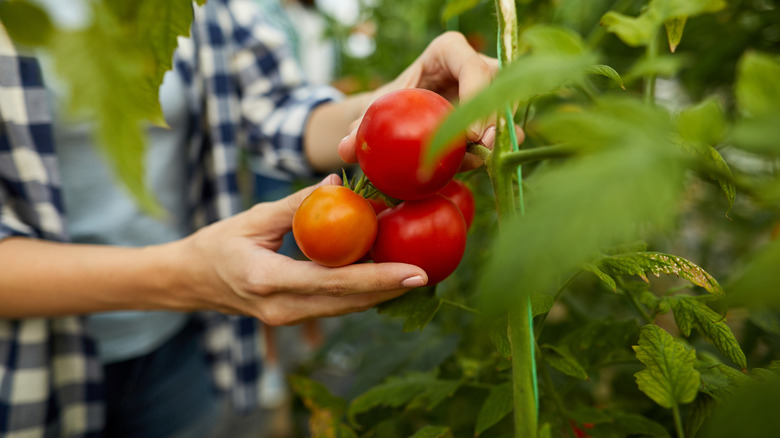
top-left (467, 142), bottom-right (492, 162)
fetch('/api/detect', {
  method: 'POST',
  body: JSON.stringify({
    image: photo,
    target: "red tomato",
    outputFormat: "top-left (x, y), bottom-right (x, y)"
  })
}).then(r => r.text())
top-left (438, 179), bottom-right (475, 230)
top-left (292, 185), bottom-right (378, 267)
top-left (356, 88), bottom-right (467, 201)
top-left (371, 195), bottom-right (467, 284)
top-left (367, 197), bottom-right (390, 215)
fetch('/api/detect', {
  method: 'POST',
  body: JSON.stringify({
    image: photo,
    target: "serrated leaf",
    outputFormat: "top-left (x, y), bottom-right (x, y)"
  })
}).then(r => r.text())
top-left (562, 319), bottom-right (641, 369)
top-left (377, 287), bottom-right (441, 332)
top-left (686, 394), bottom-right (716, 438)
top-left (427, 52), bottom-right (596, 165)
top-left (409, 425), bottom-right (452, 438)
top-left (542, 344), bottom-right (589, 380)
top-left (488, 317), bottom-right (512, 358)
top-left (441, 0), bottom-right (481, 22)
top-left (668, 295), bottom-right (747, 370)
top-left (582, 262), bottom-right (617, 291)
top-left (633, 324), bottom-right (700, 409)
top-left (348, 373), bottom-right (460, 426)
top-left (530, 293), bottom-right (555, 317)
top-left (0, 0), bottom-right (53, 46)
top-left (480, 99), bottom-right (685, 312)
top-left (665, 16), bottom-right (687, 53)
top-left (520, 25), bottom-right (585, 55)
top-left (596, 251), bottom-right (723, 296)
top-left (474, 382), bottom-right (513, 436)
top-left (587, 64), bottom-right (625, 89)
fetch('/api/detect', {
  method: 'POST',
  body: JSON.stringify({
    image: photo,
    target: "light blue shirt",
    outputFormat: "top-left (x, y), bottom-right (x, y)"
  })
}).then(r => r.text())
top-left (40, 51), bottom-right (191, 363)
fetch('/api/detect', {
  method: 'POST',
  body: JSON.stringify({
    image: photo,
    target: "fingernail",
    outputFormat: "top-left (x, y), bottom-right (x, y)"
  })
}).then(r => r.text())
top-left (480, 126), bottom-right (496, 148)
top-left (401, 275), bottom-right (426, 288)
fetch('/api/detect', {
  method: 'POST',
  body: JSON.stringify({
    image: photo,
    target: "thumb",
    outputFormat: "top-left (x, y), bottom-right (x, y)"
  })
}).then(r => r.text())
top-left (253, 174), bottom-right (342, 232)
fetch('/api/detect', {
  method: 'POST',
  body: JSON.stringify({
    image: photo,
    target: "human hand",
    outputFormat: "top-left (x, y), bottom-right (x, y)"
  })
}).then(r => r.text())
top-left (337, 31), bottom-right (524, 172)
top-left (174, 174), bottom-right (428, 325)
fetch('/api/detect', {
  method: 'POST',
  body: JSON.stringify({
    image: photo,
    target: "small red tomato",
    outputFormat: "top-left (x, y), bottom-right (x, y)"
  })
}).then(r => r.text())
top-left (438, 179), bottom-right (475, 230)
top-left (367, 197), bottom-right (390, 216)
top-left (292, 185), bottom-right (377, 267)
top-left (356, 88), bottom-right (467, 201)
top-left (371, 195), bottom-right (467, 284)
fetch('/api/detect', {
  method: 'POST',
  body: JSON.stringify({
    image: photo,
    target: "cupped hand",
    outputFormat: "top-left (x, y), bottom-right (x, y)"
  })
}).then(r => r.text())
top-left (176, 174), bottom-right (428, 325)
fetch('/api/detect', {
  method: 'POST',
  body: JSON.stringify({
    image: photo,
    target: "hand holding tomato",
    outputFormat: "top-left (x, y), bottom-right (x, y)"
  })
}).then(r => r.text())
top-left (176, 174), bottom-right (428, 326)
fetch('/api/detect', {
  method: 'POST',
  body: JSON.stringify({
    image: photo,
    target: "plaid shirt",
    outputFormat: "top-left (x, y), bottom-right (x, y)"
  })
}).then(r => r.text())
top-left (0, 1), bottom-right (341, 436)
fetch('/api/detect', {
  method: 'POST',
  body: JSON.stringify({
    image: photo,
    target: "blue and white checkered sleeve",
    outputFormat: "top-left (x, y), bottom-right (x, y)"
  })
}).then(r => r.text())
top-left (227, 0), bottom-right (342, 178)
top-left (0, 51), bottom-right (67, 243)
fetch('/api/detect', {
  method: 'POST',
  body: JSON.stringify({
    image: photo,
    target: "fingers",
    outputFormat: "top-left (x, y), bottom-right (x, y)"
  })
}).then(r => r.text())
top-left (261, 289), bottom-right (408, 326)
top-left (242, 174), bottom-right (342, 233)
top-left (271, 259), bottom-right (427, 297)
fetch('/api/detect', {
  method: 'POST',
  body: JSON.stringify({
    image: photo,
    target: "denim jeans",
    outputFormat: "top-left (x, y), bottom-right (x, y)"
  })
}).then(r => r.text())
top-left (102, 319), bottom-right (225, 438)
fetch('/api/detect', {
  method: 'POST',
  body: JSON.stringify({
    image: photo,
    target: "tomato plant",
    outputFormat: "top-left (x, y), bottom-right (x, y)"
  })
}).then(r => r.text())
top-left (371, 194), bottom-right (467, 284)
top-left (356, 88), bottom-right (467, 201)
top-left (292, 185), bottom-right (377, 268)
top-left (438, 179), bottom-right (475, 230)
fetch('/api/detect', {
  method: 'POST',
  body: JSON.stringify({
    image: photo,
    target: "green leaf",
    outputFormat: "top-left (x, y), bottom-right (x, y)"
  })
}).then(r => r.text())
top-left (685, 394), bottom-right (716, 438)
top-left (600, 11), bottom-right (657, 47)
top-left (611, 412), bottom-right (672, 438)
top-left (675, 99), bottom-right (734, 212)
top-left (735, 51), bottom-right (780, 118)
top-left (0, 0), bottom-right (53, 46)
top-left (595, 252), bottom-right (724, 296)
top-left (727, 240), bottom-right (780, 310)
top-left (562, 319), bottom-right (641, 369)
top-left (665, 16), bottom-right (687, 53)
top-left (530, 293), bottom-right (555, 317)
top-left (289, 375), bottom-right (357, 438)
top-left (633, 324), bottom-right (700, 409)
top-left (586, 64), bottom-right (625, 90)
top-left (441, 0), bottom-right (481, 22)
top-left (520, 25), bottom-right (585, 55)
top-left (480, 98), bottom-right (685, 311)
top-left (538, 422), bottom-right (552, 438)
top-left (409, 425), bottom-right (452, 438)
top-left (541, 344), bottom-right (589, 380)
top-left (677, 98), bottom-right (727, 146)
top-left (624, 55), bottom-right (687, 83)
top-left (348, 373), bottom-right (460, 426)
top-left (601, 0), bottom-right (725, 47)
top-left (427, 52), bottom-right (596, 164)
top-left (474, 382), bottom-right (513, 436)
top-left (667, 295), bottom-right (747, 370)
top-left (582, 262), bottom-right (617, 291)
top-left (488, 317), bottom-right (512, 359)
top-left (377, 287), bottom-right (441, 332)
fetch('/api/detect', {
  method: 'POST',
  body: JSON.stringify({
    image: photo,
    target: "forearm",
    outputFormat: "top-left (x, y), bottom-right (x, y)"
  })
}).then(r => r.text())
top-left (0, 237), bottom-right (192, 318)
top-left (304, 91), bottom-right (376, 172)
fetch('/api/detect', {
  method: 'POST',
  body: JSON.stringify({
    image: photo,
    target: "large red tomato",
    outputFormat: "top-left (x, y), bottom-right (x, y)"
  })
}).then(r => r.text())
top-left (371, 194), bottom-right (467, 284)
top-left (293, 185), bottom-right (378, 267)
top-left (356, 88), bottom-right (467, 201)
top-left (438, 179), bottom-right (475, 230)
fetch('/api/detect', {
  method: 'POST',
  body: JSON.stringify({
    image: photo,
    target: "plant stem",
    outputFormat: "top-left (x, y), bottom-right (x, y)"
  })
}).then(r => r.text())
top-left (502, 144), bottom-right (576, 171)
top-left (644, 30), bottom-right (659, 106)
top-left (440, 298), bottom-right (482, 316)
top-left (672, 404), bottom-right (686, 438)
top-left (494, 1), bottom-right (537, 436)
top-left (625, 287), bottom-right (654, 325)
top-left (467, 142), bottom-right (492, 162)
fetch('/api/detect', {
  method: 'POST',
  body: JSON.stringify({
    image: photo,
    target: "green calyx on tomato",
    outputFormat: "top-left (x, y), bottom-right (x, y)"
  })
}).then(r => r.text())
top-left (356, 88), bottom-right (467, 201)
